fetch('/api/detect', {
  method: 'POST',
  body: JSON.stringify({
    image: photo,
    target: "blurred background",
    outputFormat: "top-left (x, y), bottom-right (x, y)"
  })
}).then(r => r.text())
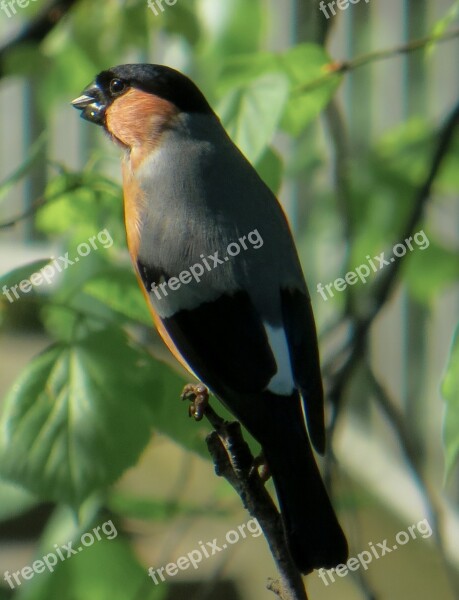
top-left (0, 0), bottom-right (459, 598)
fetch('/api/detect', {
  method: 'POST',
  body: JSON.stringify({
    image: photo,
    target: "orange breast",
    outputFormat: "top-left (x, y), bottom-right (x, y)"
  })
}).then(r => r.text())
top-left (121, 160), bottom-right (195, 377)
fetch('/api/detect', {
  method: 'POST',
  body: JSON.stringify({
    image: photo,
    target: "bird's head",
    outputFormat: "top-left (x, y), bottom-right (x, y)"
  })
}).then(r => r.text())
top-left (72, 64), bottom-right (213, 150)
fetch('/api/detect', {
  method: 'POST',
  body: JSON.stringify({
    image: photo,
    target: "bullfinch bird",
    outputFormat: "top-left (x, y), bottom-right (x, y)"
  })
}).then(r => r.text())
top-left (72, 64), bottom-right (348, 574)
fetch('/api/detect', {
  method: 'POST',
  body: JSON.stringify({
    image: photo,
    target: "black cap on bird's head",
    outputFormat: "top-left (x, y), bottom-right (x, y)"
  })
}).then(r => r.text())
top-left (71, 64), bottom-right (213, 126)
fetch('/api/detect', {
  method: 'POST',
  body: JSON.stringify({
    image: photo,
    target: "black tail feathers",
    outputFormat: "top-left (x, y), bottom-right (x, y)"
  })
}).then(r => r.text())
top-left (261, 404), bottom-right (348, 574)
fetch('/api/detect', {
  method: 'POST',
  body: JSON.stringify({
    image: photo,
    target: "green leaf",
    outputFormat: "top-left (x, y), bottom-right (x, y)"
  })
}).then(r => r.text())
top-left (83, 268), bottom-right (152, 326)
top-left (109, 492), bottom-right (230, 522)
top-left (2, 44), bottom-right (51, 80)
top-left (218, 52), bottom-right (283, 94)
top-left (427, 0), bottom-right (459, 56)
top-left (255, 147), bottom-right (283, 195)
top-left (67, 0), bottom-right (152, 69)
top-left (36, 44), bottom-right (99, 117)
top-left (218, 72), bottom-right (289, 163)
top-left (199, 0), bottom-right (264, 56)
top-left (376, 118), bottom-right (432, 185)
top-left (36, 171), bottom-right (122, 240)
top-left (281, 44), bottom-right (340, 135)
top-left (404, 241), bottom-right (459, 305)
top-left (436, 139), bottom-right (459, 192)
top-left (40, 295), bottom-right (114, 343)
top-left (163, 1), bottom-right (201, 45)
top-left (0, 260), bottom-right (53, 305)
top-left (442, 325), bottom-right (459, 476)
top-left (15, 521), bottom-right (166, 600)
top-left (0, 324), bottom-right (225, 505)
top-left (0, 479), bottom-right (38, 522)
top-left (374, 117), bottom-right (459, 194)
top-left (0, 329), bottom-right (154, 506)
top-left (219, 44), bottom-right (339, 137)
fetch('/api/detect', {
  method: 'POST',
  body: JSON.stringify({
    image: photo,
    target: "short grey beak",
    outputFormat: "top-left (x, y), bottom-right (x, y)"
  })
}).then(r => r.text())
top-left (72, 83), bottom-right (106, 126)
top-left (71, 94), bottom-right (95, 109)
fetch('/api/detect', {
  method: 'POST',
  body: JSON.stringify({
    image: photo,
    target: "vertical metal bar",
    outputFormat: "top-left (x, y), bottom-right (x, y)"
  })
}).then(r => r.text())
top-left (23, 78), bottom-right (47, 242)
top-left (345, 1), bottom-right (373, 146)
top-left (402, 0), bottom-right (428, 456)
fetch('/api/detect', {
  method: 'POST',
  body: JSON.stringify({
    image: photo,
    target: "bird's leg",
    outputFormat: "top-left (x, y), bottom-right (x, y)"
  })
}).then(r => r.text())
top-left (181, 384), bottom-right (271, 482)
top-left (251, 452), bottom-right (271, 483)
top-left (181, 383), bottom-right (209, 421)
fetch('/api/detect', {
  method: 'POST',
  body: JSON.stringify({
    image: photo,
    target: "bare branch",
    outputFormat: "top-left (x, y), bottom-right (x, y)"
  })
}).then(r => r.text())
top-left (0, 179), bottom-right (83, 230)
top-left (0, 195), bottom-right (47, 230)
top-left (203, 404), bottom-right (309, 600)
top-left (295, 27), bottom-right (459, 95)
top-left (323, 98), bottom-right (355, 315)
top-left (326, 96), bottom-right (459, 412)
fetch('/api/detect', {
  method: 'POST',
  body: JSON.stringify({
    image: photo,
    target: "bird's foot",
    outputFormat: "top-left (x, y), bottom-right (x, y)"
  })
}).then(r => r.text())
top-left (251, 453), bottom-right (271, 483)
top-left (181, 383), bottom-right (209, 421)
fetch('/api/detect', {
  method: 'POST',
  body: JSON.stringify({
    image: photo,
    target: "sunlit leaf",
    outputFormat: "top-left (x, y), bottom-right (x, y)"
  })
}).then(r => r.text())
top-left (0, 327), bottom-right (218, 505)
top-left (0, 329), bottom-right (153, 505)
top-left (83, 268), bottom-right (151, 326)
top-left (281, 44), bottom-right (340, 135)
top-left (218, 73), bottom-right (289, 163)
top-left (0, 260), bottom-right (53, 305)
top-left (36, 172), bottom-right (122, 241)
top-left (219, 44), bottom-right (339, 137)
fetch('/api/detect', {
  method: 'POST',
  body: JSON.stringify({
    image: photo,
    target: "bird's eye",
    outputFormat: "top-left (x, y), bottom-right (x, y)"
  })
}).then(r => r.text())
top-left (109, 78), bottom-right (126, 95)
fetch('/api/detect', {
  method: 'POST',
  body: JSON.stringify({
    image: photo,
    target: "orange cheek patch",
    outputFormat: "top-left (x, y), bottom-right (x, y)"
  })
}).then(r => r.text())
top-left (105, 88), bottom-right (178, 150)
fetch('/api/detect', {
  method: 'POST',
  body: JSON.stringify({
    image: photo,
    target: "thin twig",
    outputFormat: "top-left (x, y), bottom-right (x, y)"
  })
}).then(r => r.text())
top-left (0, 180), bottom-right (83, 230)
top-left (323, 98), bottom-right (355, 316)
top-left (365, 366), bottom-right (438, 516)
top-left (319, 99), bottom-right (459, 600)
top-left (0, 196), bottom-right (47, 230)
top-left (295, 27), bottom-right (459, 95)
top-left (326, 96), bottom-right (459, 412)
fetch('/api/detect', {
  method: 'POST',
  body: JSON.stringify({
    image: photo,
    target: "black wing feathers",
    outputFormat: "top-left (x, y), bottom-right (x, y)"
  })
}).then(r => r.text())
top-left (281, 289), bottom-right (325, 454)
top-left (163, 291), bottom-right (277, 394)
